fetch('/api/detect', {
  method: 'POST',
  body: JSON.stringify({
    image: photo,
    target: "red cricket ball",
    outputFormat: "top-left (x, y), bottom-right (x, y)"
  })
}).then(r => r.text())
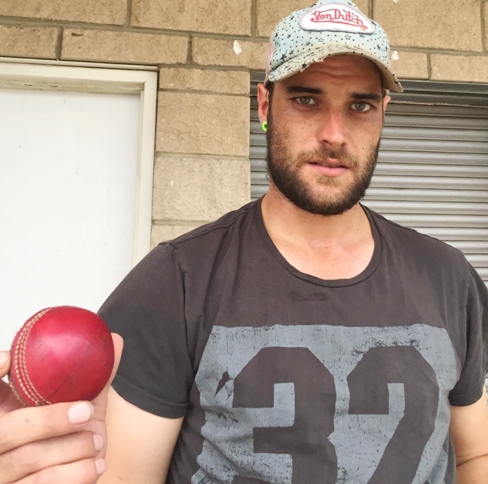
top-left (8, 306), bottom-right (115, 406)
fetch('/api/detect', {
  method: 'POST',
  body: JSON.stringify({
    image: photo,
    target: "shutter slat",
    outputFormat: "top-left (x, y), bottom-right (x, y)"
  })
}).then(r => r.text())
top-left (370, 176), bottom-right (488, 190)
top-left (384, 114), bottom-right (488, 129)
top-left (365, 187), bottom-right (488, 202)
top-left (447, 241), bottom-right (488, 254)
top-left (377, 152), bottom-right (488, 166)
top-left (393, 227), bottom-right (488, 241)
top-left (366, 213), bottom-right (488, 228)
top-left (374, 163), bottom-right (488, 178)
top-left (382, 126), bottom-right (488, 141)
top-left (364, 200), bottom-right (488, 215)
top-left (464, 255), bottom-right (488, 267)
top-left (379, 138), bottom-right (488, 153)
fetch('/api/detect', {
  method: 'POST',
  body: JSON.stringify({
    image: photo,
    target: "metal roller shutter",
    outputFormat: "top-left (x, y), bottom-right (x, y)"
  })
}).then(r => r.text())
top-left (250, 74), bottom-right (488, 283)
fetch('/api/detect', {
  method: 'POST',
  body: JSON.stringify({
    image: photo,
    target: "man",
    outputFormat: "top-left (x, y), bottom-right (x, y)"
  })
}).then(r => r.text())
top-left (1, 0), bottom-right (488, 482)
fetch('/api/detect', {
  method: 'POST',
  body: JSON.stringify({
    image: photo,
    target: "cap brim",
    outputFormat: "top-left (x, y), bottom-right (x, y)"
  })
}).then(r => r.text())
top-left (268, 42), bottom-right (403, 93)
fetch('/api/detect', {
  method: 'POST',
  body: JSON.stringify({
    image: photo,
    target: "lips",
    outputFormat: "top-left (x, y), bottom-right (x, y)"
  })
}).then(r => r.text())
top-left (312, 161), bottom-right (347, 168)
top-left (310, 158), bottom-right (348, 169)
top-left (308, 160), bottom-right (349, 177)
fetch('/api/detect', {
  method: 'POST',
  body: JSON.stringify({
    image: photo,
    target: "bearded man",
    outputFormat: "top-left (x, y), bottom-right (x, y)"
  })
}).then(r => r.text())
top-left (1, 1), bottom-right (487, 483)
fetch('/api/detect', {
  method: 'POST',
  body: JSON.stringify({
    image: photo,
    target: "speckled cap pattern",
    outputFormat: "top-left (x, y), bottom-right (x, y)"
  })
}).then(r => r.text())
top-left (265, 0), bottom-right (403, 92)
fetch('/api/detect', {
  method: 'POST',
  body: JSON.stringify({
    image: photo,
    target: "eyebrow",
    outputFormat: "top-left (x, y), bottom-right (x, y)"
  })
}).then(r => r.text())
top-left (351, 92), bottom-right (383, 102)
top-left (285, 86), bottom-right (323, 95)
top-left (285, 85), bottom-right (383, 102)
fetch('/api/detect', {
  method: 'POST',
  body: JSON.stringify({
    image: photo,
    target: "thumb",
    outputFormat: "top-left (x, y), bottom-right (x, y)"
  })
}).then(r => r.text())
top-left (0, 351), bottom-right (10, 379)
top-left (0, 350), bottom-right (23, 415)
top-left (108, 333), bottom-right (124, 386)
top-left (91, 333), bottom-right (123, 411)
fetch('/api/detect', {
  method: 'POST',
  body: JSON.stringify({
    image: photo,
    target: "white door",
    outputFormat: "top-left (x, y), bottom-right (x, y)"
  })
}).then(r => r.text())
top-left (0, 64), bottom-right (156, 351)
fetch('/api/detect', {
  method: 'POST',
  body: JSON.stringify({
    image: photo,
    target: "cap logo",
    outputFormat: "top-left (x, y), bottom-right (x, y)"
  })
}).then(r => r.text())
top-left (300, 4), bottom-right (375, 33)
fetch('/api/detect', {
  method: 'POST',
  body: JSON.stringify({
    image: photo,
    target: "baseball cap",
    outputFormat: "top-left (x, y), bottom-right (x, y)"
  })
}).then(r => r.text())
top-left (265, 0), bottom-right (403, 92)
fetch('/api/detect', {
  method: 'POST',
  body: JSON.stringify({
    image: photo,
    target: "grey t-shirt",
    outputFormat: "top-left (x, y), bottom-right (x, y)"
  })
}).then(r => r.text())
top-left (99, 199), bottom-right (488, 483)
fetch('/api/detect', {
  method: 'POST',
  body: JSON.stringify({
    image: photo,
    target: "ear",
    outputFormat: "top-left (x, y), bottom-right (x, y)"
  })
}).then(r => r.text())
top-left (382, 93), bottom-right (391, 124)
top-left (257, 83), bottom-right (269, 123)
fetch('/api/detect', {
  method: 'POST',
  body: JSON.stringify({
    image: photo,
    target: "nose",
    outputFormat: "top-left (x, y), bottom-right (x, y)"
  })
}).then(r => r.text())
top-left (316, 108), bottom-right (348, 149)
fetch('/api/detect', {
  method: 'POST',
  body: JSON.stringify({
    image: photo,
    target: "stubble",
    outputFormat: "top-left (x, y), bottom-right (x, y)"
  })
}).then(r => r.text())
top-left (266, 114), bottom-right (381, 216)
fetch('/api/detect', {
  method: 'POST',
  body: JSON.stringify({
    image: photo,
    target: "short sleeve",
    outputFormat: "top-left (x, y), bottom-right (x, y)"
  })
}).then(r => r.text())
top-left (98, 244), bottom-right (193, 418)
top-left (449, 264), bottom-right (488, 407)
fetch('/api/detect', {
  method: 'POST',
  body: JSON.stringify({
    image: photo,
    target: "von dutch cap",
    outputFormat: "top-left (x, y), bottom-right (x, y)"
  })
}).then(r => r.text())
top-left (265, 0), bottom-right (403, 92)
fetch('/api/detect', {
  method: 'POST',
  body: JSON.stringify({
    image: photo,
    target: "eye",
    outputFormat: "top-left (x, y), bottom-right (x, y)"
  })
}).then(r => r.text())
top-left (351, 102), bottom-right (372, 112)
top-left (295, 97), bottom-right (316, 106)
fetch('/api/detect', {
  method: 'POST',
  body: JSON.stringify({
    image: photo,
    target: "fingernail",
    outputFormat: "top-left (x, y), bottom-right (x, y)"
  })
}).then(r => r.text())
top-left (68, 402), bottom-right (93, 424)
top-left (95, 459), bottom-right (107, 475)
top-left (0, 351), bottom-right (8, 367)
top-left (93, 433), bottom-right (104, 452)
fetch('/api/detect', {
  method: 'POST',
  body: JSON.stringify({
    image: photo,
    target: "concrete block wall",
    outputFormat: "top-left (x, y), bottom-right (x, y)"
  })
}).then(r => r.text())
top-left (0, 0), bottom-right (487, 246)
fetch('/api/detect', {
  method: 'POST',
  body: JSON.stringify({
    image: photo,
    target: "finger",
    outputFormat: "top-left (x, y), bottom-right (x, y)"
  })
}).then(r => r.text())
top-left (109, 333), bottom-right (124, 384)
top-left (11, 458), bottom-right (106, 484)
top-left (1, 431), bottom-right (104, 483)
top-left (0, 350), bottom-right (20, 415)
top-left (0, 400), bottom-right (94, 454)
top-left (91, 334), bottom-right (123, 411)
top-left (0, 379), bottom-right (23, 417)
top-left (0, 350), bottom-right (10, 379)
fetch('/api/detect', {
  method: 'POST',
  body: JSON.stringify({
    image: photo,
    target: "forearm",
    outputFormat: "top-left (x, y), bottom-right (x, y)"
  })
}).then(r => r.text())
top-left (456, 455), bottom-right (488, 483)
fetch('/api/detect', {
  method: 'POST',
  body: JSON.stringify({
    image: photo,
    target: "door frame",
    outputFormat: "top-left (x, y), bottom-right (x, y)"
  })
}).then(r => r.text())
top-left (0, 59), bottom-right (158, 264)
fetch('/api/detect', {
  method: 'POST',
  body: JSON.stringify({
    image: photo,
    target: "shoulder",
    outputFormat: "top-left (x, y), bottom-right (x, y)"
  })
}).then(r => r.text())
top-left (167, 200), bottom-right (258, 248)
top-left (366, 206), bottom-right (471, 277)
top-left (154, 200), bottom-right (260, 272)
top-left (107, 200), bottom-right (260, 296)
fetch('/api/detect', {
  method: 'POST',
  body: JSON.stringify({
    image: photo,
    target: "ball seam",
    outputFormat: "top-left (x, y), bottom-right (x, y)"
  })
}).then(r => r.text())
top-left (15, 308), bottom-right (52, 406)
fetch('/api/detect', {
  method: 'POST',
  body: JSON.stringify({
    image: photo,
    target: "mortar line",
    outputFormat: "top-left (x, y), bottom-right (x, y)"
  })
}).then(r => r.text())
top-left (427, 53), bottom-right (432, 81)
top-left (126, 0), bottom-right (132, 28)
top-left (251, 0), bottom-right (258, 38)
top-left (152, 219), bottom-right (212, 226)
top-left (385, 46), bottom-right (488, 56)
top-left (187, 35), bottom-right (194, 65)
top-left (0, 17), bottom-right (264, 41)
top-left (158, 88), bottom-right (249, 97)
top-left (55, 27), bottom-right (63, 60)
top-left (157, 65), bottom-right (250, 72)
top-left (155, 152), bottom-right (249, 160)
top-left (481, 0), bottom-right (487, 53)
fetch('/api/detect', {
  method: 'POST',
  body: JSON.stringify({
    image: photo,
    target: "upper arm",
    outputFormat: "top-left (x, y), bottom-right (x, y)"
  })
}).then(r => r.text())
top-left (450, 386), bottom-right (488, 466)
top-left (99, 387), bottom-right (184, 484)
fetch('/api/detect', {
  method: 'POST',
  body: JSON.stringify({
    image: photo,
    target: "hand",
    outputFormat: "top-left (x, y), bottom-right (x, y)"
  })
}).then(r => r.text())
top-left (0, 334), bottom-right (123, 483)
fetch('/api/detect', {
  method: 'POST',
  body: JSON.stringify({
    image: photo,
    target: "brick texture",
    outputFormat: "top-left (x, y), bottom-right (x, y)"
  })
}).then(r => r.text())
top-left (132, 0), bottom-right (252, 35)
top-left (391, 51), bottom-right (428, 80)
top-left (354, 0), bottom-right (369, 17)
top-left (0, 0), bottom-right (126, 25)
top-left (431, 54), bottom-right (488, 83)
top-left (256, 0), bottom-right (369, 37)
top-left (62, 29), bottom-right (188, 64)
top-left (159, 68), bottom-right (250, 95)
top-left (151, 224), bottom-right (202, 247)
top-left (375, 0), bottom-right (482, 51)
top-left (152, 156), bottom-right (250, 221)
top-left (192, 38), bottom-right (267, 70)
top-left (0, 25), bottom-right (57, 59)
top-left (156, 92), bottom-right (250, 156)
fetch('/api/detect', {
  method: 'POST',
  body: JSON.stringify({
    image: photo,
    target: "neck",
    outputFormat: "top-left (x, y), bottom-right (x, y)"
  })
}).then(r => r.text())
top-left (261, 186), bottom-right (374, 280)
top-left (261, 186), bottom-right (370, 246)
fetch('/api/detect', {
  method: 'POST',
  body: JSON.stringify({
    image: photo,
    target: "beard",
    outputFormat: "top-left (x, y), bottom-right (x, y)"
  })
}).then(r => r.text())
top-left (266, 117), bottom-right (380, 217)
